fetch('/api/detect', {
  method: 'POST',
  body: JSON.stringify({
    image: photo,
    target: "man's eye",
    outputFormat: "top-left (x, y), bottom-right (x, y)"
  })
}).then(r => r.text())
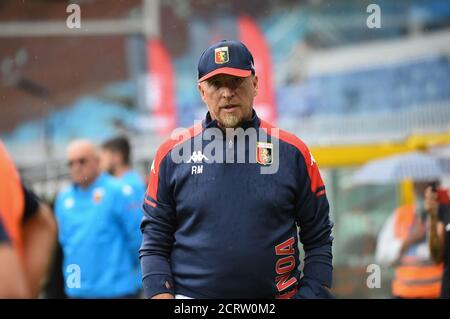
top-left (233, 78), bottom-right (243, 86)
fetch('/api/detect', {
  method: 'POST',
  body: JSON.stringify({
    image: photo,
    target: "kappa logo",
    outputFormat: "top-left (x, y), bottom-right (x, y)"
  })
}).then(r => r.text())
top-left (187, 151), bottom-right (209, 163)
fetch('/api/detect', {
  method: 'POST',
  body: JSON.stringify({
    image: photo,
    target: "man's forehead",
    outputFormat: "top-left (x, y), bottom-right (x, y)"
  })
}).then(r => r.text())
top-left (100, 148), bottom-right (114, 154)
top-left (68, 148), bottom-right (92, 158)
top-left (67, 140), bottom-right (96, 158)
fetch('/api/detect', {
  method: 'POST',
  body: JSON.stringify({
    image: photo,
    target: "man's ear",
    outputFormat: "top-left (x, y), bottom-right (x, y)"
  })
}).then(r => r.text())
top-left (198, 82), bottom-right (207, 103)
top-left (253, 75), bottom-right (258, 97)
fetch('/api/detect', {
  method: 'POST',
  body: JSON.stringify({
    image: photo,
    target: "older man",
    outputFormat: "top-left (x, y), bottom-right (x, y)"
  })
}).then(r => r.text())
top-left (140, 40), bottom-right (334, 299)
top-left (55, 140), bottom-right (142, 298)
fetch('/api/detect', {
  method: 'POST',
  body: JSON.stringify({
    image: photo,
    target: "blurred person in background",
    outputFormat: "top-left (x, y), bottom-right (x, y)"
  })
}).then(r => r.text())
top-left (100, 136), bottom-right (146, 199)
top-left (425, 184), bottom-right (450, 299)
top-left (55, 139), bottom-right (142, 298)
top-left (100, 136), bottom-right (145, 292)
top-left (140, 40), bottom-right (334, 299)
top-left (375, 180), bottom-right (444, 299)
top-left (0, 140), bottom-right (57, 298)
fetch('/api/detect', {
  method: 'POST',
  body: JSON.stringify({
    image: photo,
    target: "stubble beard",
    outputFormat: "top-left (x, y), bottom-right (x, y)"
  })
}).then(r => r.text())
top-left (219, 113), bottom-right (241, 128)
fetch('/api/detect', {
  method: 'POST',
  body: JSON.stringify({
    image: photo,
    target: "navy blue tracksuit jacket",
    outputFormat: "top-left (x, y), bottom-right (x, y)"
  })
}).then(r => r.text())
top-left (140, 111), bottom-right (334, 299)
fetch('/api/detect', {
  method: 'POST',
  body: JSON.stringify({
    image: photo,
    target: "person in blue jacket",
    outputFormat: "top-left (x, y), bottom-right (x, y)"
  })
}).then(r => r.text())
top-left (55, 139), bottom-right (142, 298)
top-left (100, 136), bottom-right (146, 290)
top-left (100, 136), bottom-right (146, 199)
top-left (140, 40), bottom-right (334, 299)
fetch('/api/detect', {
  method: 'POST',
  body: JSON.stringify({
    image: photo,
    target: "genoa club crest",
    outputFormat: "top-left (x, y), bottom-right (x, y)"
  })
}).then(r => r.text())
top-left (256, 142), bottom-right (273, 165)
top-left (93, 188), bottom-right (105, 203)
top-left (214, 46), bottom-right (229, 64)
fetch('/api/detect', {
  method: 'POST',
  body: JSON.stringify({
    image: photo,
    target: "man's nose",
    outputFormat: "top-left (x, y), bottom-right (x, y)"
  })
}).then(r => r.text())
top-left (220, 85), bottom-right (235, 99)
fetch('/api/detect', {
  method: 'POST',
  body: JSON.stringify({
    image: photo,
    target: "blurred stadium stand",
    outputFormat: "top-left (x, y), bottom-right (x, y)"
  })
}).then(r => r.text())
top-left (2, 0), bottom-right (449, 149)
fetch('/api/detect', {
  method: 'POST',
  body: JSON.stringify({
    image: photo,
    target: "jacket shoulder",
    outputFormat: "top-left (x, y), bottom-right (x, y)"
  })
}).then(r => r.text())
top-left (259, 119), bottom-right (314, 166)
top-left (153, 122), bottom-right (203, 166)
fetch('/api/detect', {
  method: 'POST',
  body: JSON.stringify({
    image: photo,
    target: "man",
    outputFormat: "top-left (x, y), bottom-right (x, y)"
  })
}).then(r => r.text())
top-left (55, 139), bottom-right (142, 298)
top-left (425, 184), bottom-right (450, 298)
top-left (375, 181), bottom-right (444, 298)
top-left (140, 40), bottom-right (334, 299)
top-left (0, 140), bottom-right (57, 298)
top-left (100, 136), bottom-right (146, 201)
top-left (100, 136), bottom-right (145, 290)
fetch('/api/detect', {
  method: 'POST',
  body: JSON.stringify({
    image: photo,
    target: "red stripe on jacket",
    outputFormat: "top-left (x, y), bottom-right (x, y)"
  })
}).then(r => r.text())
top-left (146, 123), bottom-right (203, 201)
top-left (259, 119), bottom-right (325, 194)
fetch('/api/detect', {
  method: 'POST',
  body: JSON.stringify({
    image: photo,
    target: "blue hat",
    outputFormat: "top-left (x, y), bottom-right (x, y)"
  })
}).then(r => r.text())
top-left (197, 40), bottom-right (255, 82)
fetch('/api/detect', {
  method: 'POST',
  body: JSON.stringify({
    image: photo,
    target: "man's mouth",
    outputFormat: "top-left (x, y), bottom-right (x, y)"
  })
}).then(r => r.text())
top-left (221, 105), bottom-right (239, 111)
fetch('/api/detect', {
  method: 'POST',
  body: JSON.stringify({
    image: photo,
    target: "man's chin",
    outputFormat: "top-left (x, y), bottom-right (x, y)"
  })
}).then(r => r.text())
top-left (219, 114), bottom-right (241, 128)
